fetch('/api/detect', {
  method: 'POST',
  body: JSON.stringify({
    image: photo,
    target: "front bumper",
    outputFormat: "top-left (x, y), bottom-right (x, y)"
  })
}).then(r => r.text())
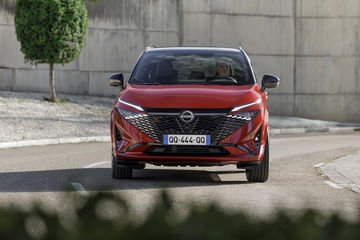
top-left (111, 108), bottom-right (267, 166)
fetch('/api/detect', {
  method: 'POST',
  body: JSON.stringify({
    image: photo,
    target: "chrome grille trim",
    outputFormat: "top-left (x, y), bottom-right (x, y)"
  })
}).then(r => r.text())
top-left (125, 114), bottom-right (160, 142)
top-left (149, 115), bottom-right (226, 143)
top-left (214, 115), bottom-right (250, 141)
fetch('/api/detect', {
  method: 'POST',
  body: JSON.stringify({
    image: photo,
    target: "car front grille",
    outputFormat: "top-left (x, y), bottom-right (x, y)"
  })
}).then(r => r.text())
top-left (149, 115), bottom-right (225, 142)
top-left (216, 115), bottom-right (253, 141)
top-left (124, 114), bottom-right (160, 142)
top-left (125, 111), bottom-right (259, 143)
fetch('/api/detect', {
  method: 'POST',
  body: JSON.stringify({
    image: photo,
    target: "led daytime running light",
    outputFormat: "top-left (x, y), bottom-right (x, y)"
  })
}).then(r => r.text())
top-left (231, 99), bottom-right (262, 112)
top-left (118, 98), bottom-right (144, 111)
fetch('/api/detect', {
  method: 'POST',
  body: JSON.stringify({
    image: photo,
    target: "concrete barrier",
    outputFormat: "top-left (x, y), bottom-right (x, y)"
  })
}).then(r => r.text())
top-left (0, 0), bottom-right (359, 122)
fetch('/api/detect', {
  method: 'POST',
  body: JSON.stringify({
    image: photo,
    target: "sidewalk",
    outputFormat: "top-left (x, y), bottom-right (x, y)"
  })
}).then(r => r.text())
top-left (0, 90), bottom-right (359, 145)
top-left (319, 151), bottom-right (360, 194)
top-left (0, 90), bottom-right (112, 143)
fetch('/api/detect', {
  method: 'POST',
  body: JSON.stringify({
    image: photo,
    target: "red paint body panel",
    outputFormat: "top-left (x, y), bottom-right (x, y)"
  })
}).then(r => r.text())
top-left (119, 84), bottom-right (262, 110)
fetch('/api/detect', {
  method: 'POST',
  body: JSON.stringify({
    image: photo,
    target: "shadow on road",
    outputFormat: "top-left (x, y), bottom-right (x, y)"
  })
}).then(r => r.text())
top-left (0, 168), bottom-right (249, 192)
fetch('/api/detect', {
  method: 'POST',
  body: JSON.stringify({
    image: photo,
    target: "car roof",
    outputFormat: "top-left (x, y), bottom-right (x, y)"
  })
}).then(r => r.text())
top-left (145, 46), bottom-right (243, 54)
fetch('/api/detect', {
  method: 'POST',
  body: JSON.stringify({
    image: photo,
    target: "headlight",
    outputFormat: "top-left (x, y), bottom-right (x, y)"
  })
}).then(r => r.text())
top-left (231, 110), bottom-right (260, 121)
top-left (118, 98), bottom-right (144, 111)
top-left (116, 108), bottom-right (145, 120)
top-left (116, 98), bottom-right (146, 120)
top-left (231, 99), bottom-right (262, 112)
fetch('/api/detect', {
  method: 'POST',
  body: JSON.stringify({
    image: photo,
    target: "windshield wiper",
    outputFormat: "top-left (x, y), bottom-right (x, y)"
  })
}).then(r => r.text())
top-left (205, 77), bottom-right (238, 85)
top-left (138, 82), bottom-right (161, 85)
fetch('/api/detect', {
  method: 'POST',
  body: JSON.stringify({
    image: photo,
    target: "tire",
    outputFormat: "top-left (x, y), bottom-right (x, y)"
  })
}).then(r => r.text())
top-left (246, 136), bottom-right (269, 182)
top-left (112, 161), bottom-right (133, 179)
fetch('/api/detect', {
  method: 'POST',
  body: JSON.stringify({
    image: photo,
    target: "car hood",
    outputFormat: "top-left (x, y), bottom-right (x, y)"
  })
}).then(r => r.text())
top-left (119, 84), bottom-right (262, 110)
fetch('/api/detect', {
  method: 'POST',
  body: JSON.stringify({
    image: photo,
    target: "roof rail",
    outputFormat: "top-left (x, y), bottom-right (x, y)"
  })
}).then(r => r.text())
top-left (238, 47), bottom-right (252, 63)
top-left (145, 46), bottom-right (156, 51)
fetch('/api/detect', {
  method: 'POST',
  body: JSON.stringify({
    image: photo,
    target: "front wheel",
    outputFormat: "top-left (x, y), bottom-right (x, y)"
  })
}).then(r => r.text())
top-left (245, 136), bottom-right (269, 182)
top-left (112, 162), bottom-right (133, 179)
top-left (112, 155), bottom-right (133, 179)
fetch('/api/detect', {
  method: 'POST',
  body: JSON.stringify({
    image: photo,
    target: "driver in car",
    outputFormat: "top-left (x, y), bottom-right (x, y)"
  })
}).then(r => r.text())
top-left (206, 61), bottom-right (237, 84)
top-left (215, 61), bottom-right (230, 77)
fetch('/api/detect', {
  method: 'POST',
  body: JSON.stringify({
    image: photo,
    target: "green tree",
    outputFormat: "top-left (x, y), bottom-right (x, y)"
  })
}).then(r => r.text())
top-left (14, 0), bottom-right (88, 102)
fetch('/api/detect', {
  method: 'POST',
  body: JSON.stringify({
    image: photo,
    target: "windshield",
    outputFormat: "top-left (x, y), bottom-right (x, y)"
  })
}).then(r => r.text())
top-left (129, 50), bottom-right (255, 86)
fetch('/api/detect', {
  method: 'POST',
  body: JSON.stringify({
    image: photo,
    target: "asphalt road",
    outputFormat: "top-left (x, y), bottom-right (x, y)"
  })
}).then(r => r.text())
top-left (0, 132), bottom-right (359, 220)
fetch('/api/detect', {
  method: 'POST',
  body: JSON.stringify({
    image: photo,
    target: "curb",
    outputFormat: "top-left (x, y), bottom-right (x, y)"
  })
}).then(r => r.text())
top-left (269, 127), bottom-right (360, 135)
top-left (0, 136), bottom-right (111, 149)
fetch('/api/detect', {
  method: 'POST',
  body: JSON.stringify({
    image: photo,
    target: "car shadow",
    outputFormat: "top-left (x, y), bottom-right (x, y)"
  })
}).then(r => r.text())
top-left (0, 168), bottom-right (250, 193)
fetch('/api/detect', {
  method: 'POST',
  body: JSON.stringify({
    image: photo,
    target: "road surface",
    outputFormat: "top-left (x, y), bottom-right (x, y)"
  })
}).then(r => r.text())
top-left (0, 132), bottom-right (359, 219)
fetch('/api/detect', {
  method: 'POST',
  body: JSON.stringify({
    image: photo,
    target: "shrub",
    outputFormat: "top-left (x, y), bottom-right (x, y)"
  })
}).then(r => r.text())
top-left (0, 192), bottom-right (359, 240)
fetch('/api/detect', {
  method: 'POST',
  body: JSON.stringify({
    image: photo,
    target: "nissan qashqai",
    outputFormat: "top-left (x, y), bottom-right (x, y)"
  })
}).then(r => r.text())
top-left (108, 47), bottom-right (279, 182)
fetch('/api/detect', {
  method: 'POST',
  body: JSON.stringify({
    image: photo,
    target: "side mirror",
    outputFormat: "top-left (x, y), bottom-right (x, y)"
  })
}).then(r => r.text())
top-left (108, 73), bottom-right (124, 88)
top-left (261, 74), bottom-right (280, 92)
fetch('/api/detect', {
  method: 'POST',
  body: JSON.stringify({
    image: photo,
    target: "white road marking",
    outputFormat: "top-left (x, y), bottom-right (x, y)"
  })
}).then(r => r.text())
top-left (313, 162), bottom-right (326, 168)
top-left (71, 183), bottom-right (89, 196)
top-left (83, 161), bottom-right (110, 169)
top-left (324, 181), bottom-right (343, 189)
top-left (71, 161), bottom-right (109, 196)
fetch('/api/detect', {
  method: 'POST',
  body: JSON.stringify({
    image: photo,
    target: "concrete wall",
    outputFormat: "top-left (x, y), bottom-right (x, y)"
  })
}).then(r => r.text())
top-left (0, 0), bottom-right (359, 122)
top-left (293, 0), bottom-right (360, 122)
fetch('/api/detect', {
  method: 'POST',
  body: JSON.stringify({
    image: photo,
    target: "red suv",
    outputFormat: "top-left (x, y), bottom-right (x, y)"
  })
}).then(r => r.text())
top-left (109, 47), bottom-right (279, 182)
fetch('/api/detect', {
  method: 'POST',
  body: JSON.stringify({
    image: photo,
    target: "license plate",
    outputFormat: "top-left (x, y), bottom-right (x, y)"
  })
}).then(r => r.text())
top-left (163, 135), bottom-right (210, 146)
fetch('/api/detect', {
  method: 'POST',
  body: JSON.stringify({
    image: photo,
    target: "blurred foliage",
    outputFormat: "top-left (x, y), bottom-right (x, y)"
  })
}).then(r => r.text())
top-left (0, 192), bottom-right (359, 240)
top-left (14, 0), bottom-right (88, 65)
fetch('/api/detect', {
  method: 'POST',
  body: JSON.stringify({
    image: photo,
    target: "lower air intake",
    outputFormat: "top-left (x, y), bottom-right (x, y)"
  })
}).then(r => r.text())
top-left (145, 145), bottom-right (229, 156)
